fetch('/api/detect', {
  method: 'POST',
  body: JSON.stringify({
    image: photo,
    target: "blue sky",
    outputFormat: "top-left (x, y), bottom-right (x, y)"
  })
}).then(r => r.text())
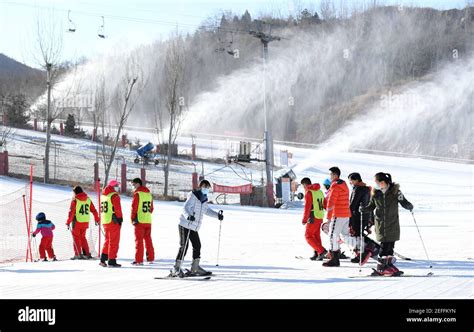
top-left (0, 0), bottom-right (468, 68)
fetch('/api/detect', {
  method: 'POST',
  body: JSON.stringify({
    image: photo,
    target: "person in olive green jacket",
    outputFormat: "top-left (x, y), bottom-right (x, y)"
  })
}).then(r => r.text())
top-left (360, 172), bottom-right (413, 276)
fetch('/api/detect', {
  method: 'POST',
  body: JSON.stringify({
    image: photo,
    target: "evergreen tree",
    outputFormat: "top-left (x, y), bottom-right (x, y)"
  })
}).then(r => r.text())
top-left (65, 113), bottom-right (76, 136)
top-left (4, 94), bottom-right (30, 128)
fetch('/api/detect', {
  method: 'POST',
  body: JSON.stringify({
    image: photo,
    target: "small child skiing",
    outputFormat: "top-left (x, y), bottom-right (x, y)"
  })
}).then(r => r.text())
top-left (32, 212), bottom-right (57, 262)
top-left (170, 179), bottom-right (224, 277)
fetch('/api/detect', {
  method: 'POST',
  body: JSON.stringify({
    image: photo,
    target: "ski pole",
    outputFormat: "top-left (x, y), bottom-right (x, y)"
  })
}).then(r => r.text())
top-left (31, 236), bottom-right (39, 261)
top-left (359, 212), bottom-right (364, 272)
top-left (177, 227), bottom-right (192, 273)
top-left (410, 211), bottom-right (433, 272)
top-left (177, 213), bottom-right (195, 273)
top-left (216, 210), bottom-right (223, 266)
top-left (68, 226), bottom-right (81, 258)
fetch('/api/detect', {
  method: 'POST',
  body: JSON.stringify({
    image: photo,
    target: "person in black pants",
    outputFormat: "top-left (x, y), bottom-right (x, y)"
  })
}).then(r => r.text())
top-left (347, 172), bottom-right (373, 265)
top-left (360, 172), bottom-right (413, 276)
top-left (171, 180), bottom-right (223, 277)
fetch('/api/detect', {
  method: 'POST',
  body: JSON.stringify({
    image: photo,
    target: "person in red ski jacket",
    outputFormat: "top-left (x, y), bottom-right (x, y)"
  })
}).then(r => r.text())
top-left (66, 186), bottom-right (99, 260)
top-left (130, 178), bottom-right (155, 265)
top-left (99, 179), bottom-right (123, 268)
top-left (300, 178), bottom-right (327, 261)
top-left (323, 166), bottom-right (352, 267)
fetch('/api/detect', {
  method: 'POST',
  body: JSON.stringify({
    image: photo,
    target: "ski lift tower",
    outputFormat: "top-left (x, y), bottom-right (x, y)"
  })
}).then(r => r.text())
top-left (250, 25), bottom-right (281, 207)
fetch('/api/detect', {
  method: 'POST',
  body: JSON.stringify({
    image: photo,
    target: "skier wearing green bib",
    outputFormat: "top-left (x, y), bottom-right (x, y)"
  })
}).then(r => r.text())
top-left (66, 186), bottom-right (99, 260)
top-left (300, 177), bottom-right (327, 261)
top-left (130, 178), bottom-right (155, 265)
top-left (99, 179), bottom-right (123, 267)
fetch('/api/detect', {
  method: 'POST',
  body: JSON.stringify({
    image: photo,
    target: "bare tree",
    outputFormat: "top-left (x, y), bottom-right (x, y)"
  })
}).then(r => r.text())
top-left (93, 75), bottom-right (107, 142)
top-left (31, 13), bottom-right (80, 182)
top-left (154, 33), bottom-right (187, 198)
top-left (101, 54), bottom-right (145, 186)
top-left (0, 125), bottom-right (14, 152)
top-left (31, 12), bottom-right (64, 183)
top-left (320, 0), bottom-right (337, 21)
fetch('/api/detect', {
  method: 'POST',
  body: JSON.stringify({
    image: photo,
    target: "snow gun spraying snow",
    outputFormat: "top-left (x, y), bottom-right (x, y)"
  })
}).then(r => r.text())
top-left (134, 142), bottom-right (159, 166)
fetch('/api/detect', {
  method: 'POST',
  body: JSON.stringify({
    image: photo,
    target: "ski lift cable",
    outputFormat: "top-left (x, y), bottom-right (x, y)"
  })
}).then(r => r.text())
top-left (4, 1), bottom-right (279, 37)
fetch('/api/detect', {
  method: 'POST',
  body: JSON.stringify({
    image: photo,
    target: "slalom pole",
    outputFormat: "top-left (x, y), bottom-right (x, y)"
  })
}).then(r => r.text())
top-left (22, 195), bottom-right (32, 262)
top-left (410, 211), bottom-right (433, 275)
top-left (28, 165), bottom-right (33, 260)
top-left (97, 178), bottom-right (101, 258)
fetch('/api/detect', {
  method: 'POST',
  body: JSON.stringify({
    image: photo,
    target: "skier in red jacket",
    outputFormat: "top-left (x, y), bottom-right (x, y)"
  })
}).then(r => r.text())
top-left (130, 178), bottom-right (155, 265)
top-left (66, 186), bottom-right (99, 260)
top-left (323, 167), bottom-right (352, 267)
top-left (99, 179), bottom-right (123, 267)
top-left (300, 178), bottom-right (327, 261)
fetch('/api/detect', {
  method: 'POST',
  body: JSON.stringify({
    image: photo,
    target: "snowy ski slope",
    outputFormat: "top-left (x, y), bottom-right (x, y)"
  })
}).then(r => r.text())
top-left (0, 138), bottom-right (472, 299)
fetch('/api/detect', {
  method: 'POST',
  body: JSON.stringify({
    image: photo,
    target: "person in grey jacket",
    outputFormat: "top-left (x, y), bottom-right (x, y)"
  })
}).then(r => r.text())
top-left (170, 179), bottom-right (224, 277)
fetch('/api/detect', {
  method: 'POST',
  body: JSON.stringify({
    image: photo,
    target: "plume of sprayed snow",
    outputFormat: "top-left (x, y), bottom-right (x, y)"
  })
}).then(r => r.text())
top-left (321, 56), bottom-right (474, 155)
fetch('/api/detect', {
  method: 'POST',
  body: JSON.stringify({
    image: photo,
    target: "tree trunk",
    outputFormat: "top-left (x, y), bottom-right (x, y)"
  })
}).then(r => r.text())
top-left (163, 109), bottom-right (174, 198)
top-left (104, 128), bottom-right (122, 186)
top-left (44, 68), bottom-right (52, 183)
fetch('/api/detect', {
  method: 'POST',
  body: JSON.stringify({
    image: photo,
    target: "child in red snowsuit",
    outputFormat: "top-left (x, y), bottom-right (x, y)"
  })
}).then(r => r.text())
top-left (32, 212), bottom-right (57, 261)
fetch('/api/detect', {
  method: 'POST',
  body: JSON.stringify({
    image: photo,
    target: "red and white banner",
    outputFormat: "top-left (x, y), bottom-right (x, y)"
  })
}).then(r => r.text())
top-left (213, 183), bottom-right (253, 194)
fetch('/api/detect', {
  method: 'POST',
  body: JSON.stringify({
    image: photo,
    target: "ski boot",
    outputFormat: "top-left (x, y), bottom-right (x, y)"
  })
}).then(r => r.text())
top-left (310, 251), bottom-right (319, 261)
top-left (339, 251), bottom-right (348, 259)
top-left (42, 258), bottom-right (48, 262)
top-left (351, 249), bottom-right (372, 265)
top-left (385, 256), bottom-right (403, 276)
top-left (131, 261), bottom-right (144, 266)
top-left (189, 258), bottom-right (212, 276)
top-left (315, 249), bottom-right (328, 261)
top-left (168, 260), bottom-right (185, 278)
top-left (371, 256), bottom-right (401, 276)
top-left (322, 250), bottom-right (340, 267)
top-left (107, 259), bottom-right (122, 268)
top-left (99, 254), bottom-right (108, 267)
top-left (360, 249), bottom-right (373, 266)
top-left (351, 250), bottom-right (360, 263)
top-left (70, 255), bottom-right (82, 260)
top-left (51, 256), bottom-right (57, 262)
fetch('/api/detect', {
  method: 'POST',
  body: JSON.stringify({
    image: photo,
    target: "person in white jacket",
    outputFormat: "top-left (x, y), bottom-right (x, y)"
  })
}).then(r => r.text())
top-left (170, 179), bottom-right (224, 277)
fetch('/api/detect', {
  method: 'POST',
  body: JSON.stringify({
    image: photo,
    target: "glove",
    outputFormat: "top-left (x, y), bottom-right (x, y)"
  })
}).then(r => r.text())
top-left (187, 214), bottom-right (195, 221)
top-left (218, 211), bottom-right (224, 221)
top-left (95, 221), bottom-right (100, 226)
top-left (408, 204), bottom-right (414, 212)
top-left (66, 224), bottom-right (70, 230)
top-left (302, 220), bottom-right (307, 225)
top-left (359, 206), bottom-right (364, 213)
top-left (32, 233), bottom-right (36, 238)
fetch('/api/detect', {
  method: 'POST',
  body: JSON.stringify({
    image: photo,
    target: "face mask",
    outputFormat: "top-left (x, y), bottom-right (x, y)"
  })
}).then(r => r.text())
top-left (375, 183), bottom-right (381, 190)
top-left (201, 188), bottom-right (210, 195)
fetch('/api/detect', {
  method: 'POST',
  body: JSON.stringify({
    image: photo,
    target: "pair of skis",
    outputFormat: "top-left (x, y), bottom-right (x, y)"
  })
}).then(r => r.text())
top-left (155, 269), bottom-right (212, 281)
top-left (350, 268), bottom-right (434, 278)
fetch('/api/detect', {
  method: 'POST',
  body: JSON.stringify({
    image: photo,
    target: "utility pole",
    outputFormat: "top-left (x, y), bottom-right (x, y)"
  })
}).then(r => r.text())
top-left (250, 26), bottom-right (280, 207)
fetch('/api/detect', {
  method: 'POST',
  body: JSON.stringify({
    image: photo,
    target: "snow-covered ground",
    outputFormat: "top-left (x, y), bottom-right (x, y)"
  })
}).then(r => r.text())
top-left (0, 143), bottom-right (473, 298)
